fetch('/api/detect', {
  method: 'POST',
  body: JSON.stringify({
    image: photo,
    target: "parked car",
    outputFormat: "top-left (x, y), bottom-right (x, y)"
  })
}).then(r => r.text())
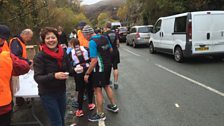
top-left (118, 27), bottom-right (128, 42)
top-left (149, 11), bottom-right (224, 62)
top-left (126, 25), bottom-right (153, 48)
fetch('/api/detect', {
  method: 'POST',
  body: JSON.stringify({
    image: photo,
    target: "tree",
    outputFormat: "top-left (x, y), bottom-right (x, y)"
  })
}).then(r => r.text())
top-left (97, 12), bottom-right (111, 27)
top-left (0, 0), bottom-right (87, 44)
top-left (121, 0), bottom-right (224, 26)
top-left (117, 4), bottom-right (128, 22)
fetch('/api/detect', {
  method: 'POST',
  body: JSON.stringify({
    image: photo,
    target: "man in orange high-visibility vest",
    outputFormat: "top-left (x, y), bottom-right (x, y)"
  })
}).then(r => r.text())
top-left (9, 29), bottom-right (33, 106)
top-left (9, 29), bottom-right (33, 65)
top-left (0, 25), bottom-right (30, 126)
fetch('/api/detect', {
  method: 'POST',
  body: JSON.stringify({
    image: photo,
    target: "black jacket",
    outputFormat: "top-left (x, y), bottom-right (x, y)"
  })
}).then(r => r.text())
top-left (59, 32), bottom-right (68, 46)
top-left (33, 50), bottom-right (73, 95)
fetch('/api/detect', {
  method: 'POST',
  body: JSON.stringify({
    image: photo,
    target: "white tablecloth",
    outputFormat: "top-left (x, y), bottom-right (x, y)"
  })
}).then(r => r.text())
top-left (14, 70), bottom-right (39, 98)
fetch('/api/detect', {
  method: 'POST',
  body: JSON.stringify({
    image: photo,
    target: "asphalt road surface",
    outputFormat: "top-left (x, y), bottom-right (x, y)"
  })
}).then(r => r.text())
top-left (83, 43), bottom-right (224, 126)
top-left (12, 43), bottom-right (224, 126)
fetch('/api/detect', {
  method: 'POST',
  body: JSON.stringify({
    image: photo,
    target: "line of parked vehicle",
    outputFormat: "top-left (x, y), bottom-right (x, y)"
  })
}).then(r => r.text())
top-left (125, 10), bottom-right (224, 62)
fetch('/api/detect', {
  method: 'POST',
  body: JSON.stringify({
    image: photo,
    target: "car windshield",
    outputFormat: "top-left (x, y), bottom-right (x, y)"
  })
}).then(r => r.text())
top-left (138, 27), bottom-right (153, 33)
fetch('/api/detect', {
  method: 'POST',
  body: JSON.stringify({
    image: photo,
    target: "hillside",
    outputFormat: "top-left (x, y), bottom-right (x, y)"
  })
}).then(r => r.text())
top-left (82, 0), bottom-right (125, 23)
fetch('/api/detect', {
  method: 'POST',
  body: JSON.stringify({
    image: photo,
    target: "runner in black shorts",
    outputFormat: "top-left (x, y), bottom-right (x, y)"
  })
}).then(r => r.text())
top-left (92, 65), bottom-right (112, 88)
top-left (82, 25), bottom-right (119, 122)
top-left (104, 22), bottom-right (120, 89)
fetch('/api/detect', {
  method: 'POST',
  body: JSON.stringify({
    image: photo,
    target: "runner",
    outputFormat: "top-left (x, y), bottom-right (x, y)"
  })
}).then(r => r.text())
top-left (82, 25), bottom-right (119, 122)
top-left (70, 38), bottom-right (95, 117)
top-left (104, 22), bottom-right (120, 89)
top-left (77, 21), bottom-right (89, 49)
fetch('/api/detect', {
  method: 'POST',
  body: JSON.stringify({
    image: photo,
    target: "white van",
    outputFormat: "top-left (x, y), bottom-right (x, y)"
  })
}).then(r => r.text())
top-left (111, 22), bottom-right (121, 30)
top-left (149, 11), bottom-right (224, 62)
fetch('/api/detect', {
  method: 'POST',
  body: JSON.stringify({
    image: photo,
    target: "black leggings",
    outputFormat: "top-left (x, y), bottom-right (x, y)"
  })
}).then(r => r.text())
top-left (74, 74), bottom-right (94, 110)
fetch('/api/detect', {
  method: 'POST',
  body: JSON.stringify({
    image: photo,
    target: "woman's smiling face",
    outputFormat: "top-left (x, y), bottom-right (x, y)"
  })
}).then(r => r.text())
top-left (44, 32), bottom-right (58, 49)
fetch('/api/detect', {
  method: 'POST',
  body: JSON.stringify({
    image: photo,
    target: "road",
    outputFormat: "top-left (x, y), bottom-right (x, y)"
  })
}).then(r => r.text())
top-left (77, 43), bottom-right (224, 126)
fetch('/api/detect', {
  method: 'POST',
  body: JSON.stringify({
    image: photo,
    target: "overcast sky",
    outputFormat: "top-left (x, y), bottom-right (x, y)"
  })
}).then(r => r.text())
top-left (81, 0), bottom-right (102, 5)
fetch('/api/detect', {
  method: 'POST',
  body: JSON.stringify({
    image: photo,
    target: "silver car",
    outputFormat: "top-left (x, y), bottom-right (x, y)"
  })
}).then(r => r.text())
top-left (126, 25), bottom-right (153, 48)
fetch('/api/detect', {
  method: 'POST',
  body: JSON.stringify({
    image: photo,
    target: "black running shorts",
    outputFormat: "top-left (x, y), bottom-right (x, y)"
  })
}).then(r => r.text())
top-left (92, 65), bottom-right (112, 88)
top-left (111, 49), bottom-right (120, 70)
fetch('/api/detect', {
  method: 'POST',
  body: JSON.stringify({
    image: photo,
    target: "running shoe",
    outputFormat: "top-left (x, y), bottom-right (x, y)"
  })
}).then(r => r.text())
top-left (88, 113), bottom-right (106, 122)
top-left (106, 104), bottom-right (119, 113)
top-left (75, 110), bottom-right (84, 117)
top-left (114, 83), bottom-right (119, 89)
top-left (88, 103), bottom-right (95, 111)
top-left (70, 123), bottom-right (77, 126)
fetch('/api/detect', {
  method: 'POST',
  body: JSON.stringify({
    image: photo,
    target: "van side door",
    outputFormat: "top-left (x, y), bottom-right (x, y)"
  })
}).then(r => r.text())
top-left (152, 19), bottom-right (162, 48)
top-left (160, 18), bottom-right (175, 54)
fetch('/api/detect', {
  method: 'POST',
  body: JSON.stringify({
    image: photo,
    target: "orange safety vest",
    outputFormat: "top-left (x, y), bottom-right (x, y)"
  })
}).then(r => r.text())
top-left (0, 51), bottom-right (13, 106)
top-left (9, 37), bottom-right (27, 58)
top-left (2, 40), bottom-right (9, 52)
top-left (78, 30), bottom-right (89, 48)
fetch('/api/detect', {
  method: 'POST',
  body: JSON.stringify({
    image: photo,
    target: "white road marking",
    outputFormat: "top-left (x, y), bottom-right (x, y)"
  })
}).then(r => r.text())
top-left (94, 95), bottom-right (106, 126)
top-left (99, 120), bottom-right (106, 126)
top-left (175, 103), bottom-right (180, 108)
top-left (155, 64), bottom-right (224, 97)
top-left (122, 48), bottom-right (141, 57)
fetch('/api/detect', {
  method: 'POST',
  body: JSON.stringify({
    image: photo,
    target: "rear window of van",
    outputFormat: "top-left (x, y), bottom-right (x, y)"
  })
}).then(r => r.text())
top-left (174, 16), bottom-right (187, 33)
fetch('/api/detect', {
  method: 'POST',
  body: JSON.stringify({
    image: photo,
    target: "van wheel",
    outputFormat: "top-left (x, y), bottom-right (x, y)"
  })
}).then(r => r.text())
top-left (174, 47), bottom-right (184, 62)
top-left (213, 56), bottom-right (223, 61)
top-left (149, 42), bottom-right (155, 54)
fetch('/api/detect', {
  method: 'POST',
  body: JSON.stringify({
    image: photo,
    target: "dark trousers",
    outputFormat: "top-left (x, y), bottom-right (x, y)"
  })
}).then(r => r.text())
top-left (40, 92), bottom-right (66, 126)
top-left (74, 72), bottom-right (94, 110)
top-left (0, 111), bottom-right (11, 126)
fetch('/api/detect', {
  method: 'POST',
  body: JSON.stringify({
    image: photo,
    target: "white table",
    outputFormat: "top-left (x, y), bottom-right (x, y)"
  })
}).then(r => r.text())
top-left (11, 70), bottom-right (43, 126)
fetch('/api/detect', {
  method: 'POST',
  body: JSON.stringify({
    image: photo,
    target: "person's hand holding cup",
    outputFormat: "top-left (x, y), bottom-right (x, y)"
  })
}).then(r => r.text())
top-left (55, 72), bottom-right (69, 80)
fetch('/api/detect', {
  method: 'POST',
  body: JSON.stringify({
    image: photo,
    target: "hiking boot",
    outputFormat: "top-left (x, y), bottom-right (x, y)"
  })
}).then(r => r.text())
top-left (75, 110), bottom-right (84, 117)
top-left (88, 113), bottom-right (106, 122)
top-left (88, 103), bottom-right (95, 111)
top-left (106, 104), bottom-right (119, 113)
top-left (114, 83), bottom-right (119, 89)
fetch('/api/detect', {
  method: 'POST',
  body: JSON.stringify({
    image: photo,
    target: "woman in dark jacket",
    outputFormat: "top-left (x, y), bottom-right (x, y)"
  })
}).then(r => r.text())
top-left (33, 27), bottom-right (74, 126)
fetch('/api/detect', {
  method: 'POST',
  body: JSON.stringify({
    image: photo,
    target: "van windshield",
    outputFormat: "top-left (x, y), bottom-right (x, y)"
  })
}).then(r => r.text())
top-left (138, 27), bottom-right (152, 33)
top-left (112, 25), bottom-right (121, 30)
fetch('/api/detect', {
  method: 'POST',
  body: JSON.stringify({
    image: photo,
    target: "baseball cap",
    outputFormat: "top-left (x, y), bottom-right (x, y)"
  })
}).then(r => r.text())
top-left (0, 25), bottom-right (10, 39)
top-left (82, 25), bottom-right (94, 34)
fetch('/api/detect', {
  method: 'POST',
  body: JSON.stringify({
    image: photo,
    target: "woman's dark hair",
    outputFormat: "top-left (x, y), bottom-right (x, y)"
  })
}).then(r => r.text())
top-left (70, 38), bottom-right (80, 48)
top-left (40, 27), bottom-right (59, 43)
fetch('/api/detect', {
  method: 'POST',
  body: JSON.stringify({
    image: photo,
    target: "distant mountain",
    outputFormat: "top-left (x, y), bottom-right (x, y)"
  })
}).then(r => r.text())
top-left (82, 0), bottom-right (125, 23)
